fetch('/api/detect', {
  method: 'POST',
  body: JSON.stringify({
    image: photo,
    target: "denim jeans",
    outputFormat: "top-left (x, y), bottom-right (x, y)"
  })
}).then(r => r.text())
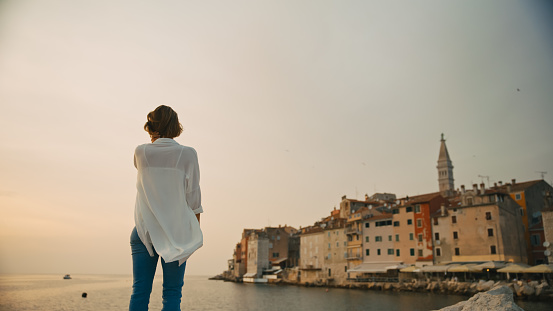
top-left (129, 227), bottom-right (187, 311)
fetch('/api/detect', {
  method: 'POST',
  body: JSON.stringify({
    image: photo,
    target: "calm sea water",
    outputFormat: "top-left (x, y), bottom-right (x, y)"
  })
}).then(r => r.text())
top-left (0, 274), bottom-right (549, 311)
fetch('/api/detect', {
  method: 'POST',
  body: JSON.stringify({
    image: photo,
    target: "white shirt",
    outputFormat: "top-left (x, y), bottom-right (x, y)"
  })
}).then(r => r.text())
top-left (134, 138), bottom-right (203, 265)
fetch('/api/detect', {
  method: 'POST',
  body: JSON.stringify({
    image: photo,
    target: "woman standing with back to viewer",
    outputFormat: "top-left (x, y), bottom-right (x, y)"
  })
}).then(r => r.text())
top-left (130, 105), bottom-right (203, 311)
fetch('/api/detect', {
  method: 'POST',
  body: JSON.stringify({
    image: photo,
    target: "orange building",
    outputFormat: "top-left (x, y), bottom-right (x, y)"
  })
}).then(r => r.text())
top-left (392, 192), bottom-right (445, 265)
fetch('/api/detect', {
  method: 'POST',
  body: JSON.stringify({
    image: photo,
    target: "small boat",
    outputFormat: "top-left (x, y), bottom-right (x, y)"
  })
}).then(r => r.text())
top-left (63, 274), bottom-right (72, 279)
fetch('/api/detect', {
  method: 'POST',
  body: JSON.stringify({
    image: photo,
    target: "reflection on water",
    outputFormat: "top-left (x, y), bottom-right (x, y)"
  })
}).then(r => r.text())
top-left (0, 274), bottom-right (549, 311)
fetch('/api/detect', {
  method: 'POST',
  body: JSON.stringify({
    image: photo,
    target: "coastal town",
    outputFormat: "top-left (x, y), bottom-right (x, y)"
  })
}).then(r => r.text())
top-left (216, 135), bottom-right (553, 298)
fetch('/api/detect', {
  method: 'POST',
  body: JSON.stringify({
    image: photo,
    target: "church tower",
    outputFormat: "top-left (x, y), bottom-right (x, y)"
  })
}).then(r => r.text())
top-left (437, 133), bottom-right (454, 196)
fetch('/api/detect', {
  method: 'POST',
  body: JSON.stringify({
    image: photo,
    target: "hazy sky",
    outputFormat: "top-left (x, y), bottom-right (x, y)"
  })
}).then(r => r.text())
top-left (1, 0), bottom-right (552, 276)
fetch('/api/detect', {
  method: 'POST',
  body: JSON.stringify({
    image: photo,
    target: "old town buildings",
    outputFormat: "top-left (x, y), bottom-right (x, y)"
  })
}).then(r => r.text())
top-left (225, 135), bottom-right (553, 284)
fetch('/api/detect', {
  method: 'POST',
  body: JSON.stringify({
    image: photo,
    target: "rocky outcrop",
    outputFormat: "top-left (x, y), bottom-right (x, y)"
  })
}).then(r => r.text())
top-left (437, 286), bottom-right (523, 311)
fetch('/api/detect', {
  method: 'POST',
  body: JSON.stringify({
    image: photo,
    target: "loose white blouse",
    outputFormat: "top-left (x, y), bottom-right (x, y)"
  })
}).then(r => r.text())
top-left (134, 138), bottom-right (203, 266)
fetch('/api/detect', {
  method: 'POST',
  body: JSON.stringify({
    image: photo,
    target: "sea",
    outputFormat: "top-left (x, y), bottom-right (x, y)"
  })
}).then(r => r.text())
top-left (0, 274), bottom-right (550, 311)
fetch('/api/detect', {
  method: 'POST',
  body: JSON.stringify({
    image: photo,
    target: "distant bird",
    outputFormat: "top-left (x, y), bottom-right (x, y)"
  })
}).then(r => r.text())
top-left (517, 88), bottom-right (520, 92)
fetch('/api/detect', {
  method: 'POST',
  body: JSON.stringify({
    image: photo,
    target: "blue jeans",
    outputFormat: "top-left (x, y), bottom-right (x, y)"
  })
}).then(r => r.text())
top-left (129, 227), bottom-right (187, 311)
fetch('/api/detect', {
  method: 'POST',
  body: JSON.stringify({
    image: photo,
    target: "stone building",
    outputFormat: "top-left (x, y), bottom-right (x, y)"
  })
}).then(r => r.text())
top-left (542, 207), bottom-right (553, 264)
top-left (322, 217), bottom-right (348, 285)
top-left (264, 225), bottom-right (297, 266)
top-left (246, 231), bottom-right (270, 278)
top-left (232, 229), bottom-right (258, 278)
top-left (299, 225), bottom-right (325, 284)
top-left (345, 213), bottom-right (404, 278)
top-left (431, 186), bottom-right (527, 264)
top-left (490, 179), bottom-right (553, 264)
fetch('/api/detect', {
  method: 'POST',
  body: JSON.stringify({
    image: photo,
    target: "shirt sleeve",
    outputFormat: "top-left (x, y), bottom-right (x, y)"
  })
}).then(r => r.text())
top-left (185, 148), bottom-right (203, 214)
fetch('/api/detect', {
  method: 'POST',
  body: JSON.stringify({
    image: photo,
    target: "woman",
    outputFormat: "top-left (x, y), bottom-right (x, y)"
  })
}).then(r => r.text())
top-left (130, 105), bottom-right (203, 311)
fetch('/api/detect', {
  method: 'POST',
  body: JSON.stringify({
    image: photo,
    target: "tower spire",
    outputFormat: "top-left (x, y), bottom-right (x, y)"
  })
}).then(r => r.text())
top-left (437, 134), bottom-right (454, 196)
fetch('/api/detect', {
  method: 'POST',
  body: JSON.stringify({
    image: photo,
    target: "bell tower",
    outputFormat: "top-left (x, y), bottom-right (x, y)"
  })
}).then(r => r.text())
top-left (437, 133), bottom-right (454, 196)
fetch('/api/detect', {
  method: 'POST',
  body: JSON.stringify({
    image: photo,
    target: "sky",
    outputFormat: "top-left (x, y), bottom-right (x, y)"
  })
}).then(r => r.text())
top-left (0, 0), bottom-right (552, 276)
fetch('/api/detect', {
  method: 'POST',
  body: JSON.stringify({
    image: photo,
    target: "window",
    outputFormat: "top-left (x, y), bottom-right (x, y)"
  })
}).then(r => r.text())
top-left (392, 209), bottom-right (399, 214)
top-left (454, 248), bottom-right (460, 256)
top-left (451, 215), bottom-right (457, 224)
top-left (415, 205), bottom-right (421, 213)
top-left (344, 241), bottom-right (347, 246)
top-left (406, 206), bottom-right (413, 213)
top-left (328, 243), bottom-right (331, 249)
top-left (436, 248), bottom-right (441, 256)
top-left (418, 234), bottom-right (423, 242)
top-left (407, 219), bottom-right (413, 225)
top-left (328, 232), bottom-right (330, 237)
top-left (344, 252), bottom-right (347, 259)
top-left (396, 249), bottom-right (400, 256)
top-left (467, 198), bottom-right (473, 205)
top-left (393, 221), bottom-right (400, 227)
top-left (366, 249), bottom-right (370, 256)
top-left (418, 249), bottom-right (423, 257)
top-left (365, 236), bottom-right (369, 243)
top-left (453, 231), bottom-right (458, 239)
top-left (515, 193), bottom-right (522, 200)
top-left (417, 219), bottom-right (422, 228)
top-left (520, 208), bottom-right (524, 216)
top-left (365, 223), bottom-right (370, 228)
top-left (485, 212), bottom-right (492, 220)
top-left (410, 248), bottom-right (415, 256)
top-left (356, 235), bottom-right (359, 241)
top-left (489, 195), bottom-right (495, 203)
top-left (377, 249), bottom-right (381, 255)
top-left (531, 234), bottom-right (541, 246)
top-left (409, 233), bottom-right (414, 240)
top-left (273, 252), bottom-right (279, 258)
top-left (435, 233), bottom-right (440, 241)
top-left (375, 236), bottom-right (382, 242)
top-left (490, 245), bottom-right (497, 254)
top-left (336, 242), bottom-right (339, 247)
top-left (345, 266), bottom-right (347, 272)
top-left (487, 228), bottom-right (493, 237)
top-left (277, 236), bottom-right (280, 240)
top-left (328, 253), bottom-right (331, 259)
top-left (388, 235), bottom-right (392, 241)
top-left (388, 249), bottom-right (394, 255)
top-left (433, 218), bottom-right (438, 225)
top-left (395, 234), bottom-right (399, 242)
top-left (269, 243), bottom-right (273, 249)
top-left (328, 269), bottom-right (332, 277)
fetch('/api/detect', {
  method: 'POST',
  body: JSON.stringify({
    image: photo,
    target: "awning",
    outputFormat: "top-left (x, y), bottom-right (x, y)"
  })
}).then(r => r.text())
top-left (272, 257), bottom-right (288, 265)
top-left (473, 261), bottom-right (506, 271)
top-left (448, 264), bottom-right (480, 273)
top-left (243, 273), bottom-right (257, 278)
top-left (497, 263), bottom-right (531, 273)
top-left (400, 266), bottom-right (421, 273)
top-left (348, 262), bottom-right (404, 273)
top-left (420, 264), bottom-right (460, 273)
top-left (524, 264), bottom-right (553, 273)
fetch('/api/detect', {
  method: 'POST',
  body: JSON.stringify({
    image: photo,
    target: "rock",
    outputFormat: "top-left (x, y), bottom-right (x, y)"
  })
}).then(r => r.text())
top-left (514, 283), bottom-right (523, 297)
top-left (436, 286), bottom-right (524, 311)
top-left (476, 280), bottom-right (495, 292)
top-left (521, 284), bottom-right (535, 296)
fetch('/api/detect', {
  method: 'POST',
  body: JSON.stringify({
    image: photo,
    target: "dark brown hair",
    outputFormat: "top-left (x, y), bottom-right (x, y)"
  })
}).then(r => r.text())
top-left (144, 105), bottom-right (183, 138)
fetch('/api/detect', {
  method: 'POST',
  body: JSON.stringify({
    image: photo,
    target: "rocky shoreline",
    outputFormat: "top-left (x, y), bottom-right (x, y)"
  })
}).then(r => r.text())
top-left (211, 274), bottom-right (553, 302)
